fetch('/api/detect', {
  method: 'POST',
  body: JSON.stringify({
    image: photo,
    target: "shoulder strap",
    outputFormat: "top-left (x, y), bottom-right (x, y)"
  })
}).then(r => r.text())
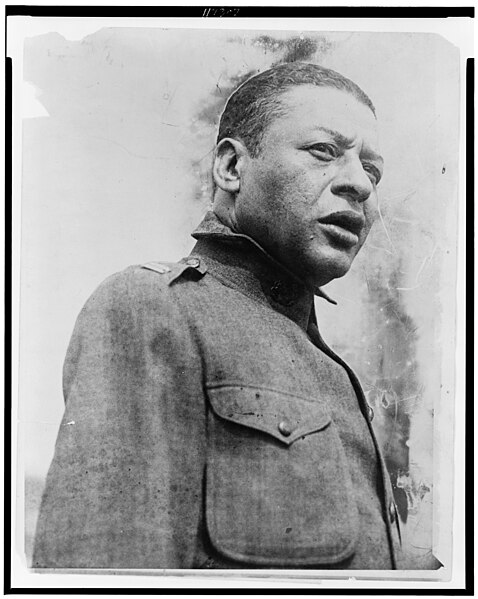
top-left (140, 256), bottom-right (207, 286)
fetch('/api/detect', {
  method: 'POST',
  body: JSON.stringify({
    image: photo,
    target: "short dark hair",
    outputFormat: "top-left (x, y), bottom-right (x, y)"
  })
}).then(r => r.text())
top-left (217, 62), bottom-right (376, 156)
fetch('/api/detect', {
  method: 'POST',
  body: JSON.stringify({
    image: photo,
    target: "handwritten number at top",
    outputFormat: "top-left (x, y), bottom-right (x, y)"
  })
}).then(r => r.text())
top-left (203, 8), bottom-right (240, 17)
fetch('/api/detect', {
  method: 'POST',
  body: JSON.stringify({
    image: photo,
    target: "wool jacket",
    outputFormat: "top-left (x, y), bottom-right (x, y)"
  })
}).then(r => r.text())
top-left (33, 211), bottom-right (405, 570)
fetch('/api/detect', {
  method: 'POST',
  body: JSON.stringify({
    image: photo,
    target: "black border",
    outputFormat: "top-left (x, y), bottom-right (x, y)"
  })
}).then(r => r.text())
top-left (5, 53), bottom-right (13, 598)
top-left (4, 6), bottom-right (474, 595)
top-left (464, 55), bottom-right (474, 596)
top-left (4, 5), bottom-right (476, 18)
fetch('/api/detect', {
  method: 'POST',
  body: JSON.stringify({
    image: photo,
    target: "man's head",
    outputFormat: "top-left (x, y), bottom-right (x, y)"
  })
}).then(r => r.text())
top-left (212, 62), bottom-right (383, 288)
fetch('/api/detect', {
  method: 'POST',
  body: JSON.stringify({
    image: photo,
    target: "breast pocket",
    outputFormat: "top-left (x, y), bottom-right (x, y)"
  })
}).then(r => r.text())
top-left (205, 384), bottom-right (359, 567)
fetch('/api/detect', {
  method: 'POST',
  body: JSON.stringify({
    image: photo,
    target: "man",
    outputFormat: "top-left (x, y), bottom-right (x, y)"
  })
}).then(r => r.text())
top-left (33, 62), bottom-right (404, 569)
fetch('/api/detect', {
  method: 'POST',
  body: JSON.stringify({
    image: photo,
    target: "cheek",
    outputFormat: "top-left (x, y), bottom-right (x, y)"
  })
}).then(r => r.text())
top-left (363, 195), bottom-right (379, 228)
top-left (270, 170), bottom-right (322, 214)
top-left (255, 154), bottom-right (317, 196)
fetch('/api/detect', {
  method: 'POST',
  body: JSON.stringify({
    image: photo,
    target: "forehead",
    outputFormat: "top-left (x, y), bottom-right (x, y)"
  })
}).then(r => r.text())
top-left (266, 84), bottom-right (379, 147)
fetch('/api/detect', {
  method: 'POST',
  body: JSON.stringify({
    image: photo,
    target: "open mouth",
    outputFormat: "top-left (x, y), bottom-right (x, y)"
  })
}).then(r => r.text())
top-left (318, 211), bottom-right (365, 248)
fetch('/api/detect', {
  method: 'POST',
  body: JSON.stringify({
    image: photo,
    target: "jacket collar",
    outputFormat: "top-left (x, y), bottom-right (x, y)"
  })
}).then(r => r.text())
top-left (190, 211), bottom-right (336, 331)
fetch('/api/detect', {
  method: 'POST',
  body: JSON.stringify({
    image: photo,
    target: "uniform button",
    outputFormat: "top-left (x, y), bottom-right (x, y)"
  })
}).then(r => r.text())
top-left (269, 280), bottom-right (300, 307)
top-left (186, 257), bottom-right (200, 268)
top-left (389, 501), bottom-right (397, 524)
top-left (278, 419), bottom-right (293, 437)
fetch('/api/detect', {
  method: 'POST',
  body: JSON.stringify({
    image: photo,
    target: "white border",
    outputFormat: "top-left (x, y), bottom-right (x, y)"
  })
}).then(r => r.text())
top-left (7, 9), bottom-right (473, 592)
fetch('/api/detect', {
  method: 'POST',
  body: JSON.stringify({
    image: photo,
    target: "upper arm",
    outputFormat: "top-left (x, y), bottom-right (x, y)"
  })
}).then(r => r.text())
top-left (33, 268), bottom-right (206, 568)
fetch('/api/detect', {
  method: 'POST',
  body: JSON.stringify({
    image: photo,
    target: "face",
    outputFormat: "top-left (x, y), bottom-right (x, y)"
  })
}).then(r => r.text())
top-left (234, 85), bottom-right (383, 288)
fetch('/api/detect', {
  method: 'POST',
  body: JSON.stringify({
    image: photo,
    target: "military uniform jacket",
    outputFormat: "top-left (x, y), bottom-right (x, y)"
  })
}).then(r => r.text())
top-left (33, 211), bottom-right (403, 570)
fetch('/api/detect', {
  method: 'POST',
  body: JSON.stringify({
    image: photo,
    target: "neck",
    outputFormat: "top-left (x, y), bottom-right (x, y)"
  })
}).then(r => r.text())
top-left (191, 235), bottom-right (315, 331)
top-left (212, 195), bottom-right (238, 232)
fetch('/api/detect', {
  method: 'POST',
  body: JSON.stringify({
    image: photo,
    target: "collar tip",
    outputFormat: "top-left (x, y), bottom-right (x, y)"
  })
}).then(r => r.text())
top-left (315, 288), bottom-right (337, 305)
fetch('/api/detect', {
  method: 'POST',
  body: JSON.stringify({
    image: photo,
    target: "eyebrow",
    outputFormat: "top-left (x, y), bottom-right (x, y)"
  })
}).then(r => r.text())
top-left (313, 126), bottom-right (384, 164)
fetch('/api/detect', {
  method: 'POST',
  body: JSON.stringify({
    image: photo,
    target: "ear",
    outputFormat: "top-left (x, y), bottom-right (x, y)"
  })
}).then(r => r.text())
top-left (212, 138), bottom-right (249, 194)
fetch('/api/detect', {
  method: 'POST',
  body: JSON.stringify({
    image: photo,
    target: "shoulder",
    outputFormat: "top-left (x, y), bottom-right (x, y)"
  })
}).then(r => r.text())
top-left (64, 258), bottom-right (207, 387)
top-left (79, 256), bottom-right (208, 324)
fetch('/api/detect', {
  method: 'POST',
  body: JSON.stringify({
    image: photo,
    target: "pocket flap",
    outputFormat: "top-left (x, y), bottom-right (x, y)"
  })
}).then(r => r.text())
top-left (207, 384), bottom-right (331, 445)
top-left (205, 383), bottom-right (359, 566)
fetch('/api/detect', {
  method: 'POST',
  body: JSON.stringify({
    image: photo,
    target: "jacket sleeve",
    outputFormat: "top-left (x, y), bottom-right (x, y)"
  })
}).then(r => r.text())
top-left (32, 268), bottom-right (206, 568)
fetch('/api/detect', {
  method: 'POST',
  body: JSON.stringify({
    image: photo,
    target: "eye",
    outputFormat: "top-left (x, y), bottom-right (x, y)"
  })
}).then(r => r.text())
top-left (308, 143), bottom-right (339, 161)
top-left (362, 163), bottom-right (382, 185)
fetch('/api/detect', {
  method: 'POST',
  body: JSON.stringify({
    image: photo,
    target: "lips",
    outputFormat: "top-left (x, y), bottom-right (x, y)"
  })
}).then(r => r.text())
top-left (318, 211), bottom-right (365, 248)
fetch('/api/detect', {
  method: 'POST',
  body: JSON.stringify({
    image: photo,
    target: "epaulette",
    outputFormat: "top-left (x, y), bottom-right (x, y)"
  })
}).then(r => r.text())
top-left (140, 255), bottom-right (207, 286)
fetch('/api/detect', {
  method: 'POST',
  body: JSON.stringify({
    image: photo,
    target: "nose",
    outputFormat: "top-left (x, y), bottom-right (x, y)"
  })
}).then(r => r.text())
top-left (330, 156), bottom-right (373, 204)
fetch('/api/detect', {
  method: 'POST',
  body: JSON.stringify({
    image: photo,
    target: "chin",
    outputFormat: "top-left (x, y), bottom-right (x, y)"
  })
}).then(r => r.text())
top-left (304, 251), bottom-right (355, 287)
